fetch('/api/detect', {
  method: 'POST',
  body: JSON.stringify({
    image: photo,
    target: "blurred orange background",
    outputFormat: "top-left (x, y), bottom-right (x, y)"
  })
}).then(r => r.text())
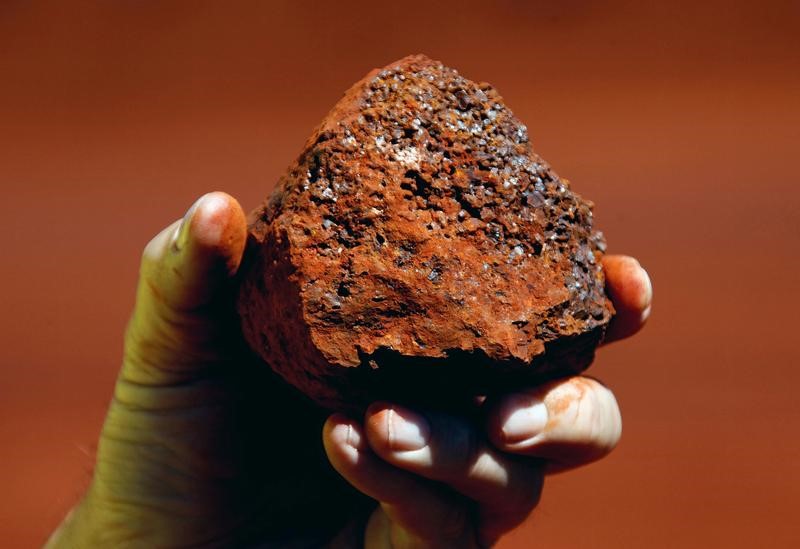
top-left (1, 1), bottom-right (799, 547)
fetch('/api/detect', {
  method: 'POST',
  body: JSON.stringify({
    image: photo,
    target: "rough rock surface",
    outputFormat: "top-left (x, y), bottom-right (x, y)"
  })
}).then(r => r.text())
top-left (238, 55), bottom-right (614, 411)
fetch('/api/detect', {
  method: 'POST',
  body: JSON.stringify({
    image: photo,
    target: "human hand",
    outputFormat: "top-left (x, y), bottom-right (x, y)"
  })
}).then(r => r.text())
top-left (46, 193), bottom-right (651, 548)
top-left (46, 192), bottom-right (371, 547)
top-left (323, 255), bottom-right (651, 547)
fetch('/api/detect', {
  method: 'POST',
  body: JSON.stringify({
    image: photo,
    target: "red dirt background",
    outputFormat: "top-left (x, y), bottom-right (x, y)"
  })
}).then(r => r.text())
top-left (1, 1), bottom-right (798, 547)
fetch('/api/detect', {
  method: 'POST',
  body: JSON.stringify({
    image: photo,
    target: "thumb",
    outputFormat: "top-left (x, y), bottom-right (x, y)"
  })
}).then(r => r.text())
top-left (122, 192), bottom-right (247, 386)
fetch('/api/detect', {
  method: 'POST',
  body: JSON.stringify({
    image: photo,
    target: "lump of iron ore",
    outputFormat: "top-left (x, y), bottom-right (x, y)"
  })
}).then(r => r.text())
top-left (237, 55), bottom-right (614, 411)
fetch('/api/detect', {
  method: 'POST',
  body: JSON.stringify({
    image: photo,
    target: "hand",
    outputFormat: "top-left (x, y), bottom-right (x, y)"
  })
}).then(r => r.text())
top-left (323, 256), bottom-right (651, 547)
top-left (46, 193), bottom-right (371, 547)
top-left (46, 193), bottom-right (651, 548)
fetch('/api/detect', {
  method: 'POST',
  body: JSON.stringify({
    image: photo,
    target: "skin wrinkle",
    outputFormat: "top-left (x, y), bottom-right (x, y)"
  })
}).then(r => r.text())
top-left (146, 278), bottom-right (167, 304)
top-left (123, 308), bottom-right (233, 376)
top-left (122, 340), bottom-right (216, 381)
top-left (99, 426), bottom-right (217, 482)
top-left (113, 377), bottom-right (232, 411)
top-left (92, 473), bottom-right (203, 516)
top-left (144, 275), bottom-right (232, 315)
top-left (80, 489), bottom-right (248, 549)
top-left (103, 396), bottom-right (242, 480)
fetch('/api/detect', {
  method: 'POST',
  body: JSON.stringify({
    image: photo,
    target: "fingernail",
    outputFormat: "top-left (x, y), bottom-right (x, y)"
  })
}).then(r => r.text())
top-left (328, 419), bottom-right (362, 462)
top-left (501, 395), bottom-right (548, 443)
top-left (341, 422), bottom-right (362, 450)
top-left (172, 195), bottom-right (207, 251)
top-left (172, 193), bottom-right (219, 251)
top-left (386, 405), bottom-right (430, 451)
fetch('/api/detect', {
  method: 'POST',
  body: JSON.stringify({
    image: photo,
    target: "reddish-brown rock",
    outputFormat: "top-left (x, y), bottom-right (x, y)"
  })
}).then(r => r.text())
top-left (238, 55), bottom-right (614, 411)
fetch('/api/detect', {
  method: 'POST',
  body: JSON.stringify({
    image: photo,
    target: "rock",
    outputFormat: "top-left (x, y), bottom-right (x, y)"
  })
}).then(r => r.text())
top-left (237, 55), bottom-right (614, 411)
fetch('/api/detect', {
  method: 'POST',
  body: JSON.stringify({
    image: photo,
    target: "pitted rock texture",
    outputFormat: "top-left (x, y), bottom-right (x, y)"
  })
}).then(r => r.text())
top-left (238, 55), bottom-right (614, 411)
